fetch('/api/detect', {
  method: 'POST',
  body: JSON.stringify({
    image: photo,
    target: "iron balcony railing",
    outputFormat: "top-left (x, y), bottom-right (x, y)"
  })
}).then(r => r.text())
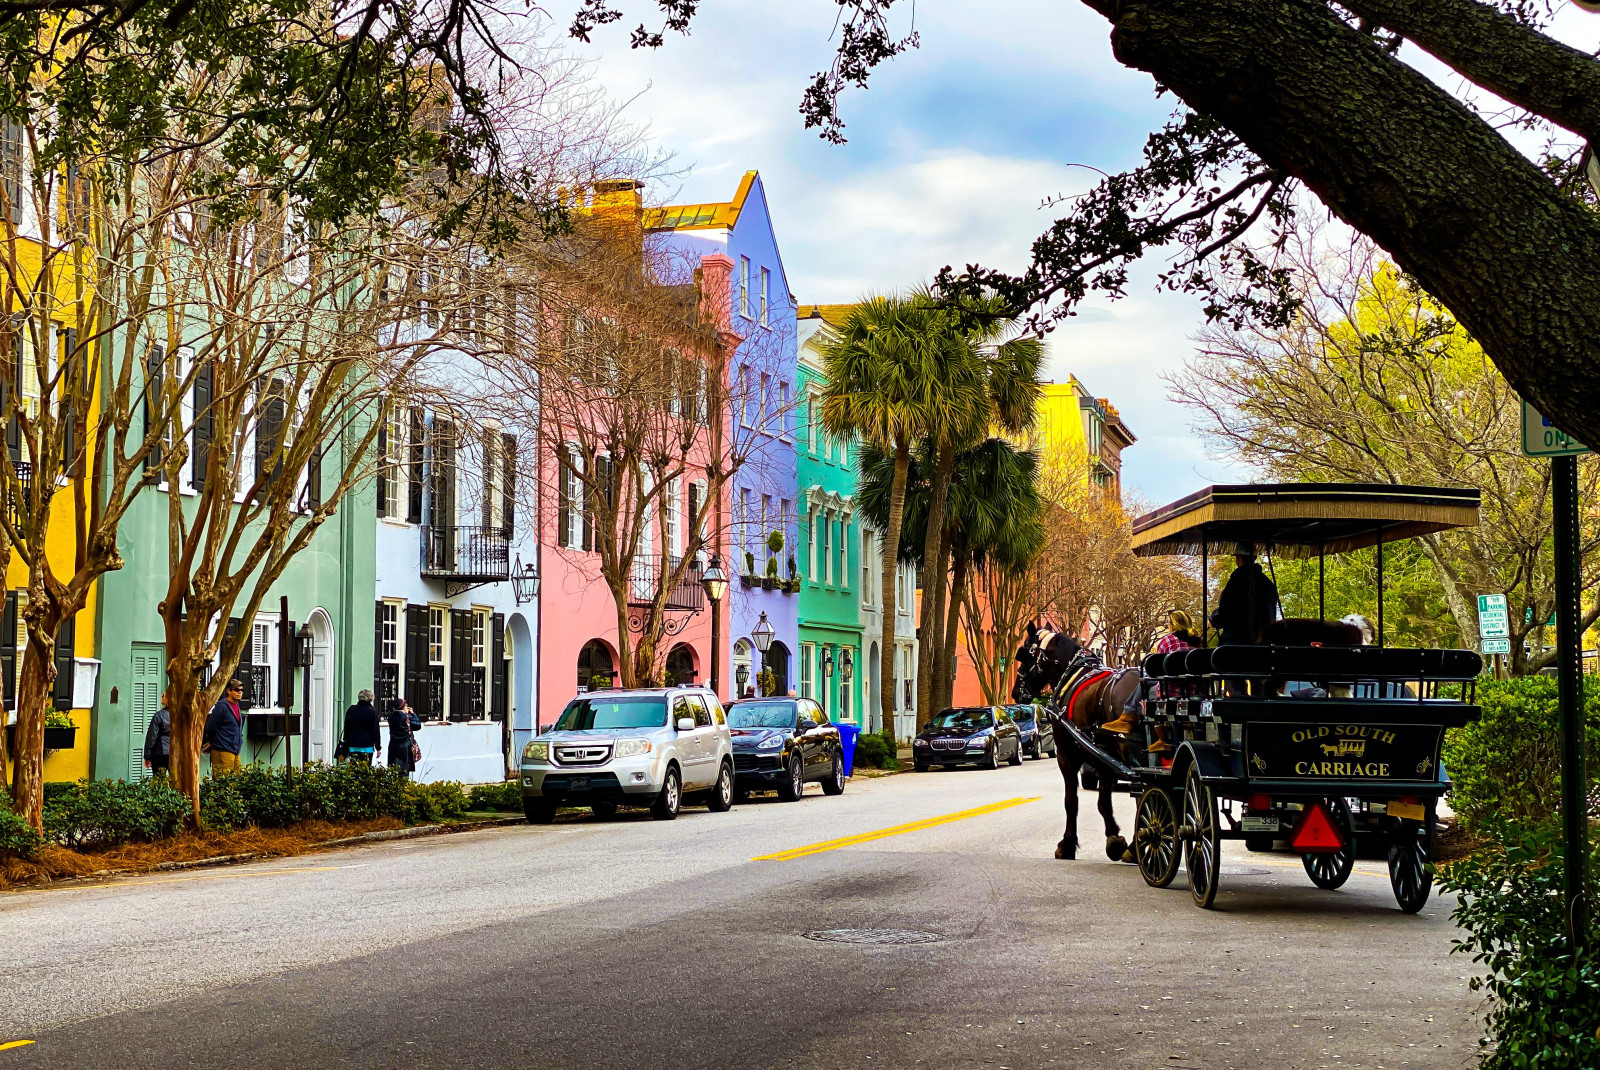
top-left (420, 524), bottom-right (512, 582)
top-left (240, 664), bottom-right (272, 709)
top-left (627, 554), bottom-right (705, 612)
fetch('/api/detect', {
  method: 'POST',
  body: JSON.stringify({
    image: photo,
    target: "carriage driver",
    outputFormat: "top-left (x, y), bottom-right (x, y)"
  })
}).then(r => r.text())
top-left (1210, 543), bottom-right (1279, 645)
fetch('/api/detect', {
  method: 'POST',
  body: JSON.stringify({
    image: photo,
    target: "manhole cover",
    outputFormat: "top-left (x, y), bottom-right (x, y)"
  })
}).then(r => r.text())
top-left (802, 928), bottom-right (941, 946)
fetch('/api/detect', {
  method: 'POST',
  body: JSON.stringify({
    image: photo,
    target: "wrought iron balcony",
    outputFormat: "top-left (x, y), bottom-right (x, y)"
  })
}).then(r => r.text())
top-left (627, 554), bottom-right (705, 612)
top-left (239, 664), bottom-right (273, 709)
top-left (421, 524), bottom-right (512, 583)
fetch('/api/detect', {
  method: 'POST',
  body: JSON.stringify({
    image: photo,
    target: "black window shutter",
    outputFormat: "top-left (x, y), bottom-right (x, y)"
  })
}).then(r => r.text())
top-left (449, 609), bottom-right (473, 722)
top-left (501, 432), bottom-right (516, 536)
top-left (688, 481), bottom-right (701, 556)
top-left (52, 613), bottom-right (74, 708)
top-left (375, 409), bottom-right (388, 518)
top-left (491, 612), bottom-right (506, 721)
top-left (191, 360), bottom-right (213, 490)
top-left (306, 444), bottom-right (321, 509)
top-left (277, 620), bottom-right (295, 709)
top-left (254, 380), bottom-right (285, 485)
top-left (557, 446), bottom-right (570, 549)
top-left (481, 427), bottom-right (494, 532)
top-left (1, 591), bottom-right (15, 711)
top-left (407, 405), bottom-right (425, 523)
top-left (404, 604), bottom-right (429, 719)
top-left (59, 328), bottom-right (75, 474)
top-left (375, 601), bottom-right (385, 677)
top-left (145, 346), bottom-right (165, 473)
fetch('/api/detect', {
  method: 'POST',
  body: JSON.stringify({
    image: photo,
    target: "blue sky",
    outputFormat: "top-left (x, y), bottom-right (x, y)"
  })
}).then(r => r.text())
top-left (562, 0), bottom-right (1600, 508)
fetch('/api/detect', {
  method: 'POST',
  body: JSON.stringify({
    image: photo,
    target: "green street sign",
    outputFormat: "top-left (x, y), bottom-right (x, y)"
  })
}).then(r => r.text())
top-left (1522, 400), bottom-right (1592, 457)
top-left (1477, 593), bottom-right (1510, 639)
top-left (1482, 637), bottom-right (1511, 656)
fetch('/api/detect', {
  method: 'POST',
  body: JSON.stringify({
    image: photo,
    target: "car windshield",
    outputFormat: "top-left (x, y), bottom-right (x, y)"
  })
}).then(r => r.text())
top-left (1012, 708), bottom-right (1035, 724)
top-left (928, 708), bottom-right (994, 732)
top-left (555, 696), bottom-right (667, 731)
top-left (727, 702), bottom-right (796, 729)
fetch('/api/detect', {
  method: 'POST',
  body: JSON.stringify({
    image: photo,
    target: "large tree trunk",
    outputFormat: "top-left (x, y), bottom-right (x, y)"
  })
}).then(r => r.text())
top-left (877, 441), bottom-right (911, 746)
top-left (9, 634), bottom-right (55, 830)
top-left (937, 553), bottom-right (967, 712)
top-left (915, 443), bottom-right (957, 729)
top-left (1087, 0), bottom-right (1600, 447)
top-left (168, 663), bottom-right (208, 818)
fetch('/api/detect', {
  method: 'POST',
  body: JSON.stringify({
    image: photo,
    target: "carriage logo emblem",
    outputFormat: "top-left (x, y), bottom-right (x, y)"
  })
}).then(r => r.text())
top-left (1320, 739), bottom-right (1366, 758)
top-left (1415, 756), bottom-right (1433, 776)
top-left (1251, 752), bottom-right (1268, 773)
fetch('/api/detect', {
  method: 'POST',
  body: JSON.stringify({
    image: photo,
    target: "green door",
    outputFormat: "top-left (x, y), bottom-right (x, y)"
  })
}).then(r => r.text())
top-left (129, 643), bottom-right (164, 783)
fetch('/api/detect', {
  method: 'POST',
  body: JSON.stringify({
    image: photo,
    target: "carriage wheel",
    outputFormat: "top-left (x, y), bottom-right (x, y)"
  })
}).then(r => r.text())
top-left (1134, 787), bottom-right (1181, 889)
top-left (1301, 796), bottom-right (1356, 891)
top-left (1182, 766), bottom-right (1222, 909)
top-left (1389, 801), bottom-right (1435, 914)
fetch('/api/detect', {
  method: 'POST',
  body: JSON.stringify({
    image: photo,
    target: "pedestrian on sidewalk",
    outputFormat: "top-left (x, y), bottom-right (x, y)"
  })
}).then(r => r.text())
top-left (143, 703), bottom-right (171, 776)
top-left (202, 679), bottom-right (246, 775)
top-left (386, 697), bottom-right (422, 777)
top-left (341, 689), bottom-right (383, 765)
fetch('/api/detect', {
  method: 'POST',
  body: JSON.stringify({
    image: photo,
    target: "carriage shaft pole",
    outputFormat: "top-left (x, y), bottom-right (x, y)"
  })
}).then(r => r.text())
top-left (1553, 454), bottom-right (1588, 947)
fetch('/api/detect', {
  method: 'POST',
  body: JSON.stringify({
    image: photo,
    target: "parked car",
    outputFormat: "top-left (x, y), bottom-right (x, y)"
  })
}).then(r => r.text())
top-left (1008, 703), bottom-right (1054, 759)
top-left (519, 687), bottom-right (734, 823)
top-left (913, 706), bottom-right (1023, 771)
top-left (725, 696), bottom-right (846, 801)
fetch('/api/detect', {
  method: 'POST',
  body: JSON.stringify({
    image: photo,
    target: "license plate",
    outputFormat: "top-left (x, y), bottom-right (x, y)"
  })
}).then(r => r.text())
top-left (1389, 801), bottom-right (1424, 821)
top-left (568, 777), bottom-right (590, 792)
top-left (1241, 816), bottom-right (1279, 833)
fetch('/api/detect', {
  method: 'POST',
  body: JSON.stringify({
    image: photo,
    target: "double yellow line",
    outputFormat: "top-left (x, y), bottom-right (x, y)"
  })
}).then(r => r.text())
top-left (753, 796), bottom-right (1039, 862)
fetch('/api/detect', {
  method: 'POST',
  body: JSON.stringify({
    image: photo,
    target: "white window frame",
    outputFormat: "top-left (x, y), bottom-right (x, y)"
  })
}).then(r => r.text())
top-left (759, 494), bottom-right (771, 565)
top-left (665, 478), bottom-right (682, 560)
top-left (380, 601), bottom-right (401, 664)
top-left (472, 607), bottom-right (488, 667)
top-left (428, 605), bottom-right (446, 665)
top-left (382, 403), bottom-right (405, 519)
top-left (823, 511), bottom-right (833, 586)
top-left (808, 508), bottom-right (819, 581)
top-left (559, 442), bottom-right (584, 550)
top-left (739, 256), bottom-right (750, 318)
top-left (739, 487), bottom-right (752, 560)
top-left (799, 642), bottom-right (814, 699)
top-left (778, 381), bottom-right (790, 441)
top-left (837, 516), bottom-right (848, 587)
top-left (759, 267), bottom-right (770, 327)
top-left (861, 529), bottom-right (873, 607)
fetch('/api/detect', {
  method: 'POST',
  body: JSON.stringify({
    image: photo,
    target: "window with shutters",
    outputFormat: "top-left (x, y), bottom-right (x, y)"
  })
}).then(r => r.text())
top-left (380, 602), bottom-right (399, 663)
top-left (428, 606), bottom-right (445, 665)
top-left (379, 403), bottom-right (404, 518)
top-left (665, 478), bottom-right (681, 560)
top-left (482, 423), bottom-right (501, 530)
top-left (500, 432), bottom-right (516, 537)
top-left (688, 479), bottom-right (706, 556)
top-left (407, 405), bottom-right (426, 523)
top-left (191, 357), bottom-right (214, 490)
top-left (253, 378), bottom-right (287, 487)
top-left (558, 443), bottom-right (584, 550)
top-left (471, 608), bottom-right (487, 667)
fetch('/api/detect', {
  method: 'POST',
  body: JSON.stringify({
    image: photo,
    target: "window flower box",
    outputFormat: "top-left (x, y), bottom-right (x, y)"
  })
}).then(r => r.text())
top-left (43, 725), bottom-right (77, 750)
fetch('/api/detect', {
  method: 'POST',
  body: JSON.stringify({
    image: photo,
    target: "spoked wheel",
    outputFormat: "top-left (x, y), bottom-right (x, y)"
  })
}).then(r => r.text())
top-left (1182, 766), bottom-right (1222, 909)
top-left (1389, 802), bottom-right (1436, 914)
top-left (1134, 787), bottom-right (1181, 889)
top-left (1301, 796), bottom-right (1357, 891)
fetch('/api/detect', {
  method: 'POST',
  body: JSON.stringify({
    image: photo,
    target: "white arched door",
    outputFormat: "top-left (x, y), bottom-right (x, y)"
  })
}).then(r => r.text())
top-left (306, 608), bottom-right (335, 762)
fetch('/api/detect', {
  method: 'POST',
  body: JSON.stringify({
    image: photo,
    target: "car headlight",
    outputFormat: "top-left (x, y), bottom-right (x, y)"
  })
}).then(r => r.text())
top-left (758, 734), bottom-right (785, 751)
top-left (522, 740), bottom-right (548, 762)
top-left (914, 738), bottom-right (928, 747)
top-left (614, 738), bottom-right (652, 758)
top-left (966, 733), bottom-right (991, 748)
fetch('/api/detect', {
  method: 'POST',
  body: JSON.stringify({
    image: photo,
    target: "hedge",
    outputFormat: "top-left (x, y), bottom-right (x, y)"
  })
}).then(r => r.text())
top-left (44, 777), bottom-right (190, 849)
top-left (1443, 675), bottom-right (1600, 833)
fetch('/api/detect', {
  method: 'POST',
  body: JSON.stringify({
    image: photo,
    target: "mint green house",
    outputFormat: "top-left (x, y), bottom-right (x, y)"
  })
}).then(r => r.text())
top-left (795, 306), bottom-right (864, 725)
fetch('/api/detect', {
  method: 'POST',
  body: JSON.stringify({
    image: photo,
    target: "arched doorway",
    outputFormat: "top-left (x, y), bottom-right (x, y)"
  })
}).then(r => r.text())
top-left (732, 639), bottom-right (753, 697)
top-left (665, 643), bottom-right (698, 686)
top-left (306, 608), bottom-right (335, 762)
top-left (578, 639), bottom-right (615, 692)
top-left (766, 640), bottom-right (790, 696)
top-left (867, 642), bottom-right (881, 734)
top-left (509, 612), bottom-right (535, 741)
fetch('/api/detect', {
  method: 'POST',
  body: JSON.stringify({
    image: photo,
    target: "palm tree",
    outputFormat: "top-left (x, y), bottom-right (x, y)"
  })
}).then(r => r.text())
top-left (819, 294), bottom-right (957, 747)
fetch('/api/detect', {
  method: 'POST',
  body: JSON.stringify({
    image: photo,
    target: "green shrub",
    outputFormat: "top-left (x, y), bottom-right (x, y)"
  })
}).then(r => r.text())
top-left (44, 778), bottom-right (190, 848)
top-left (0, 808), bottom-right (43, 858)
top-left (1439, 818), bottom-right (1600, 1068)
top-left (401, 780), bottom-right (466, 824)
top-left (467, 782), bottom-right (522, 811)
top-left (199, 770), bottom-right (250, 831)
top-left (855, 732), bottom-right (899, 770)
top-left (1443, 675), bottom-right (1600, 833)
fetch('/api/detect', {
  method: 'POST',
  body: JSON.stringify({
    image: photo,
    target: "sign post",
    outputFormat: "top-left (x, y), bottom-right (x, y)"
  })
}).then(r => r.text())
top-left (1523, 400), bottom-right (1590, 947)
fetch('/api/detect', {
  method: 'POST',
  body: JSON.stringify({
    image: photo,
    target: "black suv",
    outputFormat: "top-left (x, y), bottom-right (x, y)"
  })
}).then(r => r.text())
top-left (726, 697), bottom-right (846, 801)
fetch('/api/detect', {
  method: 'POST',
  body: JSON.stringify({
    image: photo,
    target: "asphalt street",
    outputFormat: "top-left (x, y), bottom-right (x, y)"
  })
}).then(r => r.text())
top-left (4, 759), bottom-right (1480, 1069)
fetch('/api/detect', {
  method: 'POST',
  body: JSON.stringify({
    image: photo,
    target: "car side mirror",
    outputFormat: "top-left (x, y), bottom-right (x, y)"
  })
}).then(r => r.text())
top-left (676, 717), bottom-right (696, 732)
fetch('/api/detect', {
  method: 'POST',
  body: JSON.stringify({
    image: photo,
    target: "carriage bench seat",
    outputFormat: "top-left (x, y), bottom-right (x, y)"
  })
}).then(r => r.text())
top-left (1208, 697), bottom-right (1481, 729)
top-left (1207, 644), bottom-right (1482, 683)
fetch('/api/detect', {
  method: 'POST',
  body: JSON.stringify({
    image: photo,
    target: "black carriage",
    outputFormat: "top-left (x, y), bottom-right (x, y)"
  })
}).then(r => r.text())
top-left (1070, 483), bottom-right (1483, 912)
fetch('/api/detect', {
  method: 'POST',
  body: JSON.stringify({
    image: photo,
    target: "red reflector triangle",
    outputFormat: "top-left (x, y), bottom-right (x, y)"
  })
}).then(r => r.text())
top-left (1292, 803), bottom-right (1346, 853)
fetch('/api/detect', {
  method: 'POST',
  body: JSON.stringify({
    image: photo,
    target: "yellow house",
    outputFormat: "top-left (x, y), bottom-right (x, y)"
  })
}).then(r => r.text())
top-left (1020, 377), bottom-right (1135, 503)
top-left (0, 130), bottom-right (99, 786)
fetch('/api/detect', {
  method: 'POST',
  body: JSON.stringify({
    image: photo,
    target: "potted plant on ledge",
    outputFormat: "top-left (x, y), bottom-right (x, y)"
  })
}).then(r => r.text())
top-left (741, 551), bottom-right (759, 588)
top-left (762, 531), bottom-right (784, 590)
top-left (43, 707), bottom-right (76, 751)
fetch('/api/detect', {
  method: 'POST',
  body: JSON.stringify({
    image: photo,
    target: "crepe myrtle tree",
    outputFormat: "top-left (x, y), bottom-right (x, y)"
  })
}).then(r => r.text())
top-left (492, 215), bottom-right (791, 689)
top-left (568, 0), bottom-right (1600, 453)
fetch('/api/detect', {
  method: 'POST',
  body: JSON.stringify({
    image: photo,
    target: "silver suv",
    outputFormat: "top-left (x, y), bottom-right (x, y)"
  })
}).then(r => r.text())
top-left (520, 687), bottom-right (735, 823)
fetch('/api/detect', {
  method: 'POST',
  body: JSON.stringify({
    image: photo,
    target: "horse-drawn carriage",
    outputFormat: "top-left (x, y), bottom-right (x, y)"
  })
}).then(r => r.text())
top-left (1014, 483), bottom-right (1483, 912)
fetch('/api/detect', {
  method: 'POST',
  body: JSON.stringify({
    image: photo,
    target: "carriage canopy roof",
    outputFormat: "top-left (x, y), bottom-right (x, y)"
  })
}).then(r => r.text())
top-left (1130, 483), bottom-right (1480, 558)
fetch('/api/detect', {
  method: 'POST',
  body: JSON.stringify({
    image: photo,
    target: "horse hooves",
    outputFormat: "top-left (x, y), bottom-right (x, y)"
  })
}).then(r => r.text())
top-left (1055, 843), bottom-right (1077, 860)
top-left (1120, 850), bottom-right (1136, 865)
top-left (1105, 835), bottom-right (1128, 861)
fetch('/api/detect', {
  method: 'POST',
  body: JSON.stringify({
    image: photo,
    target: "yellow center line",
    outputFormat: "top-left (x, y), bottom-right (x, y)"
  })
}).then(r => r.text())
top-left (753, 797), bottom-right (1040, 862)
top-left (0, 1041), bottom-right (35, 1051)
top-left (119, 866), bottom-right (341, 887)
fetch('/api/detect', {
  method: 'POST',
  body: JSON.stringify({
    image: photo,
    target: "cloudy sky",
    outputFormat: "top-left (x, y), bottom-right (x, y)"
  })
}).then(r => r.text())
top-left (558, 0), bottom-right (1600, 507)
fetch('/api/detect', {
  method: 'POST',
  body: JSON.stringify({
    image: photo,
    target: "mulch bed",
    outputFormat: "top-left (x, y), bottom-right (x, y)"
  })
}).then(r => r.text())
top-left (0, 816), bottom-right (404, 891)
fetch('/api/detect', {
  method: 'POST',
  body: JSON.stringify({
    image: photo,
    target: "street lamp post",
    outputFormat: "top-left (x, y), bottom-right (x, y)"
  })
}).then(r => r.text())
top-left (700, 554), bottom-right (729, 700)
top-left (752, 611), bottom-right (775, 695)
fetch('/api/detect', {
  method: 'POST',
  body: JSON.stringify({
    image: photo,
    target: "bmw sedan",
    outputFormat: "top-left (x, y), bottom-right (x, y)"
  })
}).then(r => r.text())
top-left (725, 697), bottom-right (846, 801)
top-left (913, 706), bottom-right (1023, 771)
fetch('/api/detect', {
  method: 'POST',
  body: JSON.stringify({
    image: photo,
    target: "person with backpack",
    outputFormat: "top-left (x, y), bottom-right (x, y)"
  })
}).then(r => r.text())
top-left (143, 704), bottom-right (171, 776)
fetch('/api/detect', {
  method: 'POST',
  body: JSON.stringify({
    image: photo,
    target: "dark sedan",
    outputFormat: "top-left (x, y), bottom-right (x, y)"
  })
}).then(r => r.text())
top-left (1008, 703), bottom-right (1053, 759)
top-left (913, 706), bottom-right (1023, 771)
top-left (726, 697), bottom-right (846, 801)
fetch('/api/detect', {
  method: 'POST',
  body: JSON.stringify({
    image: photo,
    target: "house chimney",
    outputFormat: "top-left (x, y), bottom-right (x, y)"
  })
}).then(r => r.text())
top-left (592, 179), bottom-right (644, 226)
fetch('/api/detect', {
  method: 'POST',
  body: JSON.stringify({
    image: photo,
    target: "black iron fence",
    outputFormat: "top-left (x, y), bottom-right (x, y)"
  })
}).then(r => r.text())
top-left (420, 524), bottom-right (511, 581)
top-left (627, 554), bottom-right (704, 612)
top-left (240, 664), bottom-right (272, 709)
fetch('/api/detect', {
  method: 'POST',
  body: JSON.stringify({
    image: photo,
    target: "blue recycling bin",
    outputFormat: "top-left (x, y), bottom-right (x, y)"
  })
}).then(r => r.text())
top-left (835, 722), bottom-right (860, 777)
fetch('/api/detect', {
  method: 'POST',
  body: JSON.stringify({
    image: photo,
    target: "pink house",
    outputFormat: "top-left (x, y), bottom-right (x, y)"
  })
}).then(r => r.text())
top-left (534, 187), bottom-right (739, 727)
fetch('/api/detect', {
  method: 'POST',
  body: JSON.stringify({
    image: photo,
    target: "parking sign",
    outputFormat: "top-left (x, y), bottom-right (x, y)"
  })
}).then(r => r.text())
top-left (1477, 594), bottom-right (1510, 640)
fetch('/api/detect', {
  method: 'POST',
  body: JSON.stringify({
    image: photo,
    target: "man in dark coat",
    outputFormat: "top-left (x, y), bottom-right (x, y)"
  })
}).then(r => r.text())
top-left (143, 704), bottom-right (171, 776)
top-left (1210, 546), bottom-right (1280, 645)
top-left (342, 689), bottom-right (383, 765)
top-left (202, 678), bottom-right (246, 775)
